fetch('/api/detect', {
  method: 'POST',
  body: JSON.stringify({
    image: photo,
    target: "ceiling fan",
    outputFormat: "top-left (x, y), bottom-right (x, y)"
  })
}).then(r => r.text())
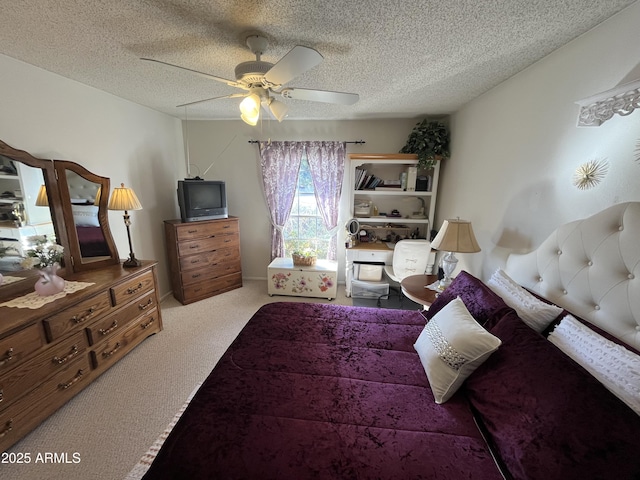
top-left (142, 35), bottom-right (359, 125)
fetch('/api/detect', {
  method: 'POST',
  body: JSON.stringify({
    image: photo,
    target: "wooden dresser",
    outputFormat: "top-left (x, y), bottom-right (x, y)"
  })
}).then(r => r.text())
top-left (164, 217), bottom-right (242, 305)
top-left (0, 261), bottom-right (162, 452)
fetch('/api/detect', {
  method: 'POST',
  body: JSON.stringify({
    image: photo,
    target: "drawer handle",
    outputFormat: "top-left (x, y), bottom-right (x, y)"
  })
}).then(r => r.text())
top-left (0, 348), bottom-right (14, 367)
top-left (187, 229), bottom-right (198, 233)
top-left (73, 307), bottom-right (96, 324)
top-left (126, 283), bottom-right (143, 295)
top-left (58, 369), bottom-right (84, 390)
top-left (138, 298), bottom-right (153, 311)
top-left (0, 388), bottom-right (3, 403)
top-left (190, 259), bottom-right (202, 264)
top-left (191, 273), bottom-right (201, 279)
top-left (99, 321), bottom-right (118, 336)
top-left (102, 342), bottom-right (121, 359)
top-left (223, 225), bottom-right (230, 229)
top-left (224, 239), bottom-right (232, 243)
top-left (0, 420), bottom-right (12, 438)
top-left (52, 345), bottom-right (79, 365)
top-left (141, 317), bottom-right (155, 330)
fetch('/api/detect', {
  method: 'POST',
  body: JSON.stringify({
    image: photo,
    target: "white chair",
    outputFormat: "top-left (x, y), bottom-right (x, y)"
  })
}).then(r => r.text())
top-left (384, 239), bottom-right (432, 304)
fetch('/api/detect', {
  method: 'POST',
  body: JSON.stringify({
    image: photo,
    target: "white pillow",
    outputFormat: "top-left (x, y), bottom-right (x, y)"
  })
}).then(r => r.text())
top-left (72, 204), bottom-right (100, 227)
top-left (414, 297), bottom-right (502, 404)
top-left (487, 268), bottom-right (562, 333)
top-left (548, 315), bottom-right (640, 416)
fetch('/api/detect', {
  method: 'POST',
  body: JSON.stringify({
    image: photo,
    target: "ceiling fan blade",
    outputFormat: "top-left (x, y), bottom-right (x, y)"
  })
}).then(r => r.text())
top-left (263, 46), bottom-right (323, 86)
top-left (141, 58), bottom-right (246, 89)
top-left (280, 87), bottom-right (359, 105)
top-left (177, 93), bottom-right (246, 108)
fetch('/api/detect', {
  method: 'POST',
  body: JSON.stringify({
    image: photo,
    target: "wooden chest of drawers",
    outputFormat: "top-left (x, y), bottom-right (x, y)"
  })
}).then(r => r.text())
top-left (164, 217), bottom-right (242, 305)
top-left (0, 261), bottom-right (162, 452)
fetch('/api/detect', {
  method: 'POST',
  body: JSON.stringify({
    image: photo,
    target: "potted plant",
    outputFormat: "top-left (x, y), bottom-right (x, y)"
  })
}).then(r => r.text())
top-left (292, 248), bottom-right (317, 267)
top-left (400, 119), bottom-right (450, 169)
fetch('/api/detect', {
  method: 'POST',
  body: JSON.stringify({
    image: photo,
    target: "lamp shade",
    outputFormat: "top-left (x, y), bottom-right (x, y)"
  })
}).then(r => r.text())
top-left (35, 184), bottom-right (49, 206)
top-left (108, 183), bottom-right (142, 211)
top-left (239, 93), bottom-right (260, 126)
top-left (268, 98), bottom-right (288, 122)
top-left (431, 219), bottom-right (481, 253)
top-left (93, 186), bottom-right (102, 206)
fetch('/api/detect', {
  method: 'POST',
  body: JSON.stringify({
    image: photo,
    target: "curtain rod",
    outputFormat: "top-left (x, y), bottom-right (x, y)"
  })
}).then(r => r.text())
top-left (248, 140), bottom-right (365, 144)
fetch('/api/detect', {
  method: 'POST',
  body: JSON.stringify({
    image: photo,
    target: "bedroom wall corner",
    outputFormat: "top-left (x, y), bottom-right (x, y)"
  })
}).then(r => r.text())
top-left (0, 53), bottom-right (186, 296)
top-left (440, 1), bottom-right (640, 281)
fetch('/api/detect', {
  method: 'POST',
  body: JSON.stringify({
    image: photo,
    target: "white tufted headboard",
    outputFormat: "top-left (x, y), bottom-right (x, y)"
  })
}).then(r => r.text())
top-left (505, 202), bottom-right (640, 351)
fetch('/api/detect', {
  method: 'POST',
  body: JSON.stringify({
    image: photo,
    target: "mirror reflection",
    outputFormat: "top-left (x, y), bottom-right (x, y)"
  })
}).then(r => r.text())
top-left (0, 155), bottom-right (55, 273)
top-left (65, 170), bottom-right (110, 260)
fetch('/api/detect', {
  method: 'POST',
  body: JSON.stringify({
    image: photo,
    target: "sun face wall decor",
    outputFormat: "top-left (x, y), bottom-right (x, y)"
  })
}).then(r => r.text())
top-left (573, 158), bottom-right (609, 190)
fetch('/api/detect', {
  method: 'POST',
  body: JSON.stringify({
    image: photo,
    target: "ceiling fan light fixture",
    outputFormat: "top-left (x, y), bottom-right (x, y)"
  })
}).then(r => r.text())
top-left (268, 99), bottom-right (289, 122)
top-left (240, 93), bottom-right (261, 125)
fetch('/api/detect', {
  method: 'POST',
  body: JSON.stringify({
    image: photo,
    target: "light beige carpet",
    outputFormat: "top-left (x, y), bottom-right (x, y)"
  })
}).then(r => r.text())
top-left (0, 279), bottom-right (353, 480)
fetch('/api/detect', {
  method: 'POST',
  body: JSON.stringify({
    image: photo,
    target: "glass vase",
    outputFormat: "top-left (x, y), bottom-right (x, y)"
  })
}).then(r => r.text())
top-left (34, 263), bottom-right (65, 296)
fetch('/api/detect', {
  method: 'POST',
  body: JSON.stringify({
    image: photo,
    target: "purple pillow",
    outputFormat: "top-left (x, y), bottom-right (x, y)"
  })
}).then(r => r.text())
top-left (425, 271), bottom-right (514, 328)
top-left (465, 312), bottom-right (640, 480)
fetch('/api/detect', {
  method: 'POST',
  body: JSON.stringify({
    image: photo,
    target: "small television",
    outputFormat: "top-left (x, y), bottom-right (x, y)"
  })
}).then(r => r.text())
top-left (177, 179), bottom-right (228, 222)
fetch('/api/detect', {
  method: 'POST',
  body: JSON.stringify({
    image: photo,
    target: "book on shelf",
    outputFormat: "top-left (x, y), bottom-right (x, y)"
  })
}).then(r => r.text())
top-left (406, 166), bottom-right (418, 191)
top-left (374, 185), bottom-right (403, 191)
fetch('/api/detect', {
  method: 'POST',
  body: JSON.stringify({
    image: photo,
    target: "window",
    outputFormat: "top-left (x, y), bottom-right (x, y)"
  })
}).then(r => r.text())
top-left (283, 155), bottom-right (331, 259)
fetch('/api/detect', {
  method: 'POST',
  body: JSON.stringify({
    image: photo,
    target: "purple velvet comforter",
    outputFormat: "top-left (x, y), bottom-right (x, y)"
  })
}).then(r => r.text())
top-left (142, 302), bottom-right (502, 480)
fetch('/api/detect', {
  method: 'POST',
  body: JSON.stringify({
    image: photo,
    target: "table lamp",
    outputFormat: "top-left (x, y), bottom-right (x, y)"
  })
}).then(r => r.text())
top-left (431, 218), bottom-right (481, 290)
top-left (108, 183), bottom-right (143, 268)
top-left (35, 185), bottom-right (48, 206)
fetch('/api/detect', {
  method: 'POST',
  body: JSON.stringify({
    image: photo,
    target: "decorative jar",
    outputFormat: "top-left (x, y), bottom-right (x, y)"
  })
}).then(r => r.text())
top-left (34, 263), bottom-right (65, 296)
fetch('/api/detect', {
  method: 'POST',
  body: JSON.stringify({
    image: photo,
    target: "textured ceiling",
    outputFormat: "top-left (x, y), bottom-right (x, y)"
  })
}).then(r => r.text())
top-left (1, 0), bottom-right (636, 120)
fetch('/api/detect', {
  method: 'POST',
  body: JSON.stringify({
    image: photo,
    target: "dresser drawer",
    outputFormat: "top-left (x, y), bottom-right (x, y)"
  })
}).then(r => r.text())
top-left (0, 331), bottom-right (88, 411)
top-left (174, 219), bottom-right (238, 242)
top-left (110, 270), bottom-right (155, 307)
top-left (43, 291), bottom-right (112, 342)
top-left (0, 354), bottom-right (91, 453)
top-left (0, 324), bottom-right (45, 375)
top-left (177, 233), bottom-right (238, 257)
top-left (181, 272), bottom-right (242, 303)
top-left (179, 244), bottom-right (240, 272)
top-left (91, 308), bottom-right (160, 370)
top-left (85, 290), bottom-right (157, 345)
top-left (180, 258), bottom-right (241, 286)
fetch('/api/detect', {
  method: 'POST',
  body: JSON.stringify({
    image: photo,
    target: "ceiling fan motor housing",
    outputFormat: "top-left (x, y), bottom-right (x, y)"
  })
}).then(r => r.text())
top-left (235, 61), bottom-right (274, 86)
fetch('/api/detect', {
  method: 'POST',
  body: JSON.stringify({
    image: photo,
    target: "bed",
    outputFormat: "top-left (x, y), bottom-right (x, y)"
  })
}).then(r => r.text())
top-left (140, 202), bottom-right (640, 480)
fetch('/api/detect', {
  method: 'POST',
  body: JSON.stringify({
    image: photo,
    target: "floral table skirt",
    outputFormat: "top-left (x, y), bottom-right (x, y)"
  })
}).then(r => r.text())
top-left (268, 257), bottom-right (338, 300)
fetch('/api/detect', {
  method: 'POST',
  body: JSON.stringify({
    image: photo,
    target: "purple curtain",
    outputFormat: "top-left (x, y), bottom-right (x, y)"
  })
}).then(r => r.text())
top-left (259, 141), bottom-right (304, 260)
top-left (305, 141), bottom-right (346, 261)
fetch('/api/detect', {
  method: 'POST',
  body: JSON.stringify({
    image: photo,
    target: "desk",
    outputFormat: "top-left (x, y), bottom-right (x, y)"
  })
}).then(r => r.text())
top-left (400, 274), bottom-right (439, 308)
top-left (344, 243), bottom-right (394, 297)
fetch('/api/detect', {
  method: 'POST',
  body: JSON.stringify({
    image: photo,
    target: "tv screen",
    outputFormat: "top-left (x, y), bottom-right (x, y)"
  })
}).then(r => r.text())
top-left (177, 180), bottom-right (228, 222)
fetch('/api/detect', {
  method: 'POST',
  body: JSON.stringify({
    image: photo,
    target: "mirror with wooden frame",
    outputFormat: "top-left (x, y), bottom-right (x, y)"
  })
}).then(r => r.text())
top-left (54, 160), bottom-right (119, 271)
top-left (0, 140), bottom-right (119, 289)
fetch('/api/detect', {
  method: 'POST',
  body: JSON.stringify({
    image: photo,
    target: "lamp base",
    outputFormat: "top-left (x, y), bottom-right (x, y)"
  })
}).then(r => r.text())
top-left (123, 254), bottom-right (141, 268)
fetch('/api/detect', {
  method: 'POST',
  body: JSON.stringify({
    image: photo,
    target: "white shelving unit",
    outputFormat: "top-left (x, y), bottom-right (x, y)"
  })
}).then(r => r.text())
top-left (344, 153), bottom-right (440, 297)
top-left (349, 153), bottom-right (440, 241)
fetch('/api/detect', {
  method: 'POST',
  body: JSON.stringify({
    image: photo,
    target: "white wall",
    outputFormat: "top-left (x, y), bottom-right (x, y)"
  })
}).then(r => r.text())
top-left (0, 54), bottom-right (185, 295)
top-left (181, 119), bottom-right (418, 281)
top-left (440, 1), bottom-right (640, 280)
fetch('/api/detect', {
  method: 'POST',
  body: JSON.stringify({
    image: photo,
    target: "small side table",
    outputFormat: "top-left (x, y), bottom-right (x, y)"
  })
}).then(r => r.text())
top-left (400, 274), bottom-right (439, 309)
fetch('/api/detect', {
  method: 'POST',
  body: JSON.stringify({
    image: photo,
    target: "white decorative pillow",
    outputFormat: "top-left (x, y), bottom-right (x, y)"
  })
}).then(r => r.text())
top-left (548, 315), bottom-right (640, 415)
top-left (72, 204), bottom-right (100, 227)
top-left (414, 297), bottom-right (502, 404)
top-left (487, 268), bottom-right (562, 332)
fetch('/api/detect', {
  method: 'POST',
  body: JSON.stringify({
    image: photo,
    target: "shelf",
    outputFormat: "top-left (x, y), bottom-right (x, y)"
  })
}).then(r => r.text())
top-left (354, 190), bottom-right (433, 196)
top-left (356, 217), bottom-right (427, 224)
